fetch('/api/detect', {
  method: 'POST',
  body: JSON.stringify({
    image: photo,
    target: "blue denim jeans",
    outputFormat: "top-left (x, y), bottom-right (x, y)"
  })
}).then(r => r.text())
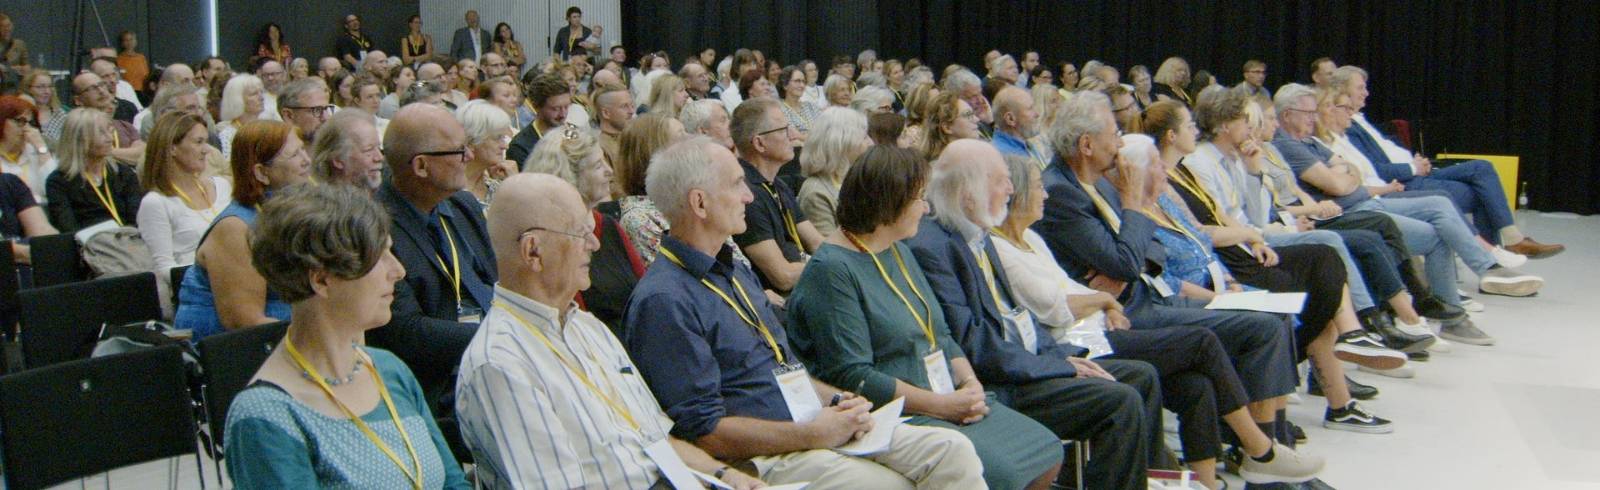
top-left (1265, 230), bottom-right (1377, 311)
top-left (1408, 160), bottom-right (1515, 245)
top-left (1351, 195), bottom-right (1496, 306)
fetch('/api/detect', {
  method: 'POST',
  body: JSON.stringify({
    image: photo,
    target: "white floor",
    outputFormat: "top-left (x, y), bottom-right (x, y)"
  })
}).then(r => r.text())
top-left (34, 211), bottom-right (1600, 490)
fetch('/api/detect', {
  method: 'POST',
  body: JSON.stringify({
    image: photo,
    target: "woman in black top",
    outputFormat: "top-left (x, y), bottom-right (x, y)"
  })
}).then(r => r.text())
top-left (1, 173), bottom-right (57, 265)
top-left (45, 109), bottom-right (142, 233)
top-left (552, 6), bottom-right (593, 60)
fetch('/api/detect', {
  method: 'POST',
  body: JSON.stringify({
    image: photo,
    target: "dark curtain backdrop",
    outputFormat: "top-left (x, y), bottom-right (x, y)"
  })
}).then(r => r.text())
top-left (217, 0), bottom-right (419, 71)
top-left (623, 0), bottom-right (1600, 214)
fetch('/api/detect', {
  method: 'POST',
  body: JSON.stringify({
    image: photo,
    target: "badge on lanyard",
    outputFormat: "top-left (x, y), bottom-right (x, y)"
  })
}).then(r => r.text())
top-left (1206, 261), bottom-right (1229, 293)
top-left (457, 304), bottom-right (483, 324)
top-left (998, 307), bottom-right (1039, 354)
top-left (1143, 273), bottom-right (1177, 298)
top-left (773, 363), bottom-right (823, 423)
top-left (923, 350), bottom-right (955, 394)
top-left (1278, 211), bottom-right (1298, 227)
top-left (642, 438), bottom-right (702, 490)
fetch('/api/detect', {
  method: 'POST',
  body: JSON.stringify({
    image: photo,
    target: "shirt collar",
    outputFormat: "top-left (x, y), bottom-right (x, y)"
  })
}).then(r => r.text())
top-left (660, 233), bottom-right (738, 280)
top-left (992, 129), bottom-right (1027, 150)
top-left (739, 158), bottom-right (773, 186)
top-left (492, 285), bottom-right (573, 333)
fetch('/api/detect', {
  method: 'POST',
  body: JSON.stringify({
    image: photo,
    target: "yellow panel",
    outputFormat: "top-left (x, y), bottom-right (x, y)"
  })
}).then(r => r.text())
top-left (1435, 154), bottom-right (1520, 211)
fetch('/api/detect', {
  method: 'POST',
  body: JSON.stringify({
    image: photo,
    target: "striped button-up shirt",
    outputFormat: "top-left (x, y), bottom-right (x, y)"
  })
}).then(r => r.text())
top-left (457, 286), bottom-right (675, 489)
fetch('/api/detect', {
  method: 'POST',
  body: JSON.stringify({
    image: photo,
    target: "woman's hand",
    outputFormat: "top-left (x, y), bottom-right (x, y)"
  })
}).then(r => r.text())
top-left (1251, 242), bottom-right (1279, 267)
top-left (719, 468), bottom-right (766, 490)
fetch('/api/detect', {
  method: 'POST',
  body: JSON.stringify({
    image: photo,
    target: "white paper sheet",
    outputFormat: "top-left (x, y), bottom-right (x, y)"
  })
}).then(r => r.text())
top-left (834, 397), bottom-right (906, 457)
top-left (1204, 290), bottom-right (1307, 314)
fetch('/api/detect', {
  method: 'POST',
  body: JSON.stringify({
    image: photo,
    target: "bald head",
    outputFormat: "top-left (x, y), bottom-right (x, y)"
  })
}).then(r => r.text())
top-left (592, 68), bottom-right (621, 89)
top-left (930, 139), bottom-right (1011, 231)
top-left (162, 64), bottom-right (195, 88)
top-left (992, 86), bottom-right (1035, 134)
top-left (938, 139), bottom-right (1003, 172)
top-left (491, 173), bottom-right (585, 265)
top-left (418, 63), bottom-right (445, 83)
top-left (384, 103), bottom-right (465, 182)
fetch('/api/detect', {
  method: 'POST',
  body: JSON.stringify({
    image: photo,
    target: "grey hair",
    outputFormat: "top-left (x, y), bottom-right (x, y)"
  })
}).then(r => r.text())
top-left (1117, 133), bottom-right (1159, 172)
top-left (849, 86), bottom-right (894, 114)
top-left (942, 69), bottom-right (981, 94)
top-left (219, 74), bottom-right (265, 123)
top-left (145, 83), bottom-right (209, 137)
top-left (454, 99), bottom-right (513, 146)
top-left (987, 54), bottom-right (1015, 75)
top-left (523, 127), bottom-right (604, 204)
top-left (400, 79), bottom-right (447, 106)
top-left (646, 136), bottom-right (724, 223)
top-left (1002, 154), bottom-right (1037, 213)
top-left (903, 67), bottom-right (934, 89)
top-left (311, 108), bottom-right (377, 183)
top-left (1329, 65), bottom-right (1369, 91)
top-left (855, 71), bottom-right (887, 89)
top-left (823, 74), bottom-right (853, 103)
top-left (1192, 84), bottom-right (1241, 139)
top-left (1046, 90), bottom-right (1112, 159)
top-left (926, 142), bottom-right (997, 240)
top-left (679, 99), bottom-right (726, 134)
top-left (856, 50), bottom-right (878, 71)
top-left (1273, 83), bottom-right (1316, 114)
top-left (250, 183), bottom-right (390, 303)
top-left (800, 107), bottom-right (868, 180)
top-left (56, 108), bottom-right (112, 180)
top-left (278, 77), bottom-right (328, 110)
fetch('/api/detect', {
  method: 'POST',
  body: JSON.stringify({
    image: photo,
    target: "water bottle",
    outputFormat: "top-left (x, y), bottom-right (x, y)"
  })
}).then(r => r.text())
top-left (1517, 181), bottom-right (1529, 208)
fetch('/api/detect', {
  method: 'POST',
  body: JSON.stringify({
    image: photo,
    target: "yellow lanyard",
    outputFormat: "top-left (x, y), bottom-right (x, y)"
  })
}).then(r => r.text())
top-left (1025, 143), bottom-right (1049, 171)
top-left (1141, 205), bottom-right (1208, 249)
top-left (973, 247), bottom-right (1010, 312)
top-left (1260, 151), bottom-right (1295, 208)
top-left (111, 130), bottom-right (120, 149)
top-left (843, 233), bottom-right (938, 352)
top-left (87, 172), bottom-right (125, 226)
top-left (284, 338), bottom-right (423, 490)
top-left (1080, 180), bottom-right (1122, 233)
top-left (1, 151), bottom-right (29, 189)
top-left (1167, 166), bottom-right (1222, 220)
top-left (172, 176), bottom-right (214, 219)
top-left (434, 216), bottom-right (463, 306)
top-left (498, 303), bottom-right (641, 430)
top-left (657, 246), bottom-right (786, 364)
top-left (760, 182), bottom-right (804, 249)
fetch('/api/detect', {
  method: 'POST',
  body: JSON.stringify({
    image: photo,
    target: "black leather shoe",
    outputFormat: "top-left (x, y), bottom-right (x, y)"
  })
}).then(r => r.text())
top-left (1307, 372), bottom-right (1379, 400)
top-left (1407, 350), bottom-right (1430, 362)
top-left (1414, 296), bottom-right (1466, 321)
top-left (1361, 309), bottom-right (1435, 353)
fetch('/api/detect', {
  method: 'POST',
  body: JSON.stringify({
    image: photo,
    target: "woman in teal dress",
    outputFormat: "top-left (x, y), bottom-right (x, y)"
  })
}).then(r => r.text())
top-left (787, 145), bottom-right (1062, 490)
top-left (223, 184), bottom-right (468, 489)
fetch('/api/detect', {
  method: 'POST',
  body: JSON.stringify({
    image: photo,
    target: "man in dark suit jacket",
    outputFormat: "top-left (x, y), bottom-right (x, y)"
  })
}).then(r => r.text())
top-left (1035, 92), bottom-right (1303, 442)
top-left (449, 10), bottom-right (492, 63)
top-left (903, 140), bottom-right (1156, 490)
top-left (368, 104), bottom-right (496, 444)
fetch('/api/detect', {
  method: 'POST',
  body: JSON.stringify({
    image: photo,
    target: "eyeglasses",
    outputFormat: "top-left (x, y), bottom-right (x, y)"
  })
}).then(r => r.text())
top-left (1335, 104), bottom-right (1356, 113)
top-left (756, 124), bottom-right (792, 136)
top-left (959, 110), bottom-right (977, 120)
top-left (416, 147), bottom-right (470, 162)
top-left (284, 104), bottom-right (336, 117)
top-left (9, 116), bottom-right (34, 126)
top-left (1285, 108), bottom-right (1318, 116)
top-left (519, 225), bottom-right (596, 243)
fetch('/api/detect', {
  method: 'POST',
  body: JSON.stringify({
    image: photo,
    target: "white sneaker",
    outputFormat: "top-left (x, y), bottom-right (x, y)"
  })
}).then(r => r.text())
top-left (1479, 267), bottom-right (1543, 297)
top-left (1491, 246), bottom-right (1528, 268)
top-left (1360, 364), bottom-right (1416, 378)
top-left (1459, 296), bottom-right (1485, 313)
top-left (1429, 337), bottom-right (1454, 353)
top-left (1287, 393), bottom-right (1304, 405)
top-left (1394, 318), bottom-right (1434, 337)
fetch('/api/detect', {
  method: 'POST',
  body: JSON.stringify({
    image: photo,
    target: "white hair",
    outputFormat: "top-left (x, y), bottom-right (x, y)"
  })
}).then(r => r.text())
top-left (942, 69), bottom-right (981, 94)
top-left (1047, 90), bottom-right (1113, 159)
top-left (849, 86), bottom-right (894, 113)
top-left (647, 136), bottom-right (725, 223)
top-left (855, 71), bottom-right (887, 89)
top-left (1274, 83), bottom-right (1316, 114)
top-left (904, 67), bottom-right (934, 89)
top-left (1117, 133), bottom-right (1159, 172)
top-left (926, 142), bottom-right (1002, 240)
top-left (679, 99), bottom-right (727, 134)
top-left (717, 56), bottom-right (733, 78)
top-left (454, 99), bottom-right (513, 146)
top-left (823, 74), bottom-right (853, 104)
top-left (219, 74), bottom-right (268, 123)
top-left (800, 107), bottom-right (868, 180)
top-left (987, 54), bottom-right (1015, 75)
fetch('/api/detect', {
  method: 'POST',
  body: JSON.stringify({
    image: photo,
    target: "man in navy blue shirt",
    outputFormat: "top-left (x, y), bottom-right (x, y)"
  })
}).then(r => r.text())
top-left (624, 137), bottom-right (986, 488)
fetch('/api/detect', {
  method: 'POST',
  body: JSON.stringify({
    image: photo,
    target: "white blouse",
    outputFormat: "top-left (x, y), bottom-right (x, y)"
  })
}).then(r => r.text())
top-left (990, 228), bottom-right (1103, 340)
top-left (136, 176), bottom-right (233, 272)
top-left (0, 143), bottom-right (57, 204)
top-left (1317, 134), bottom-right (1386, 187)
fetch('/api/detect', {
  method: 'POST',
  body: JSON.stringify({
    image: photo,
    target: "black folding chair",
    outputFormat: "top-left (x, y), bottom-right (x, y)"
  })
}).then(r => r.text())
top-left (195, 320), bottom-right (287, 485)
top-left (17, 272), bottom-right (162, 370)
top-left (0, 344), bottom-right (206, 490)
top-left (25, 233), bottom-right (87, 288)
top-left (170, 264), bottom-right (191, 311)
top-left (0, 241), bottom-right (19, 373)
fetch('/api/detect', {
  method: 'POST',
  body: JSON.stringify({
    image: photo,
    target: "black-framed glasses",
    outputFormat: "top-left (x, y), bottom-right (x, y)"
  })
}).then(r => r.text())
top-left (415, 147), bottom-right (470, 162)
top-left (756, 124), bottom-right (792, 136)
top-left (283, 104), bottom-right (336, 117)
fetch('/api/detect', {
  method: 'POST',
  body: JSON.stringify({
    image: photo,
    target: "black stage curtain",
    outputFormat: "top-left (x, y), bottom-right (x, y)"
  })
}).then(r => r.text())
top-left (623, 0), bottom-right (1600, 214)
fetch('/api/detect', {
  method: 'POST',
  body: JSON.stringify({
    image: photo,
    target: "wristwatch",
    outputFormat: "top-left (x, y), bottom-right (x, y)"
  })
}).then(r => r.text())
top-left (713, 465), bottom-right (731, 480)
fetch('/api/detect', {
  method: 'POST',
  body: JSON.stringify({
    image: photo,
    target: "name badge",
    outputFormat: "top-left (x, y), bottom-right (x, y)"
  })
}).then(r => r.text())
top-left (1143, 273), bottom-right (1176, 298)
top-left (1278, 211), bottom-right (1298, 226)
top-left (458, 304), bottom-right (484, 324)
top-left (773, 363), bottom-right (823, 423)
top-left (1207, 261), bottom-right (1228, 293)
top-left (999, 307), bottom-right (1038, 354)
top-left (923, 350), bottom-right (954, 394)
top-left (642, 438), bottom-right (701, 490)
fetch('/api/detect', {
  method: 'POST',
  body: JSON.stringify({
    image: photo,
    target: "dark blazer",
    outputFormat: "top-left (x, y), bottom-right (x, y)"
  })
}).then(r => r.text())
top-left (904, 216), bottom-right (1086, 386)
top-left (552, 25), bottom-right (593, 59)
top-left (369, 182), bottom-right (495, 415)
top-left (44, 162), bottom-right (142, 233)
top-left (1030, 160), bottom-right (1166, 311)
top-left (1345, 123), bottom-right (1416, 183)
top-left (449, 27), bottom-right (492, 62)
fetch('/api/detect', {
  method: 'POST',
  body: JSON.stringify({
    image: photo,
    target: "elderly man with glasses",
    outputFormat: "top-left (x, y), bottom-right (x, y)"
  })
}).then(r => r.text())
top-left (369, 102), bottom-right (497, 463)
top-left (275, 77), bottom-right (332, 139)
top-left (729, 97), bottom-right (823, 295)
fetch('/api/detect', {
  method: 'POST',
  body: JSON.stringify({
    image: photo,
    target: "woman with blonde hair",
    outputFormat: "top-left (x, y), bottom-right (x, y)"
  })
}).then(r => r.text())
top-left (920, 91), bottom-right (978, 161)
top-left (1030, 83), bottom-right (1063, 128)
top-left (796, 107), bottom-right (870, 237)
top-left (1152, 56), bottom-right (1195, 106)
top-left (45, 109), bottom-right (143, 233)
top-left (643, 74), bottom-right (688, 118)
top-left (614, 114), bottom-right (753, 269)
top-left (19, 70), bottom-right (65, 147)
top-left (901, 82), bottom-right (938, 151)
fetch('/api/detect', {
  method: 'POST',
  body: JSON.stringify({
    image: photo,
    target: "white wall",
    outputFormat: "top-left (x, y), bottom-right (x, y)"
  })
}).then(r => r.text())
top-left (420, 0), bottom-right (621, 77)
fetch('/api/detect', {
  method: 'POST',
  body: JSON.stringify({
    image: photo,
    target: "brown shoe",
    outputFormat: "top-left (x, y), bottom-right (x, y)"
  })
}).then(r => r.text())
top-left (1505, 238), bottom-right (1565, 258)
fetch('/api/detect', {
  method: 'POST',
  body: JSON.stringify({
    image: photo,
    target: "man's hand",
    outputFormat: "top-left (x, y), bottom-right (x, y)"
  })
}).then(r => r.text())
top-left (1413, 154), bottom-right (1432, 176)
top-left (1085, 270), bottom-right (1128, 297)
top-left (1112, 154), bottom-right (1147, 210)
top-left (719, 468), bottom-right (766, 490)
top-left (804, 397), bottom-right (873, 448)
top-left (1295, 216), bottom-right (1315, 232)
top-left (1068, 357), bottom-right (1116, 381)
top-left (1317, 200), bottom-right (1343, 218)
top-left (1104, 308), bottom-right (1131, 330)
top-left (1239, 138), bottom-right (1264, 173)
top-left (1251, 242), bottom-right (1280, 267)
top-left (1372, 180), bottom-right (1405, 196)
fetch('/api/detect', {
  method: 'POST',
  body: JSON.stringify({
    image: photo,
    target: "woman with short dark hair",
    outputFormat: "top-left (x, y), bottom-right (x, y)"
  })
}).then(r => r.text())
top-left (224, 184), bottom-right (469, 489)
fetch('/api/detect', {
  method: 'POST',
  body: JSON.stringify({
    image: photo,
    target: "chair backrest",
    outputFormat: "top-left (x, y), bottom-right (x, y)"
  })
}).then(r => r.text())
top-left (0, 240), bottom-right (17, 337)
top-left (196, 320), bottom-right (288, 451)
top-left (0, 344), bottom-right (198, 490)
top-left (18, 272), bottom-right (162, 370)
top-left (26, 234), bottom-right (87, 288)
top-left (170, 264), bottom-right (191, 310)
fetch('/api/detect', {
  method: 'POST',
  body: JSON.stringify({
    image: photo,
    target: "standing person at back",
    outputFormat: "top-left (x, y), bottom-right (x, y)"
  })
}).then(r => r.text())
top-left (450, 10), bottom-right (492, 63)
top-left (553, 7), bottom-right (596, 60)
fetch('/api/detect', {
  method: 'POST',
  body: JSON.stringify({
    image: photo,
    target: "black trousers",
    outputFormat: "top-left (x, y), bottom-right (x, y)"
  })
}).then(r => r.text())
top-left (1219, 243), bottom-right (1347, 359)
top-left (1317, 209), bottom-right (1436, 299)
top-left (1107, 326), bottom-right (1250, 462)
top-left (1129, 298), bottom-right (1298, 402)
top-left (1000, 359), bottom-right (1159, 490)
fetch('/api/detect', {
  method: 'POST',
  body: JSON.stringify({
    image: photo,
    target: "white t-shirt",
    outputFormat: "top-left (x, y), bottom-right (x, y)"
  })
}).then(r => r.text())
top-left (136, 176), bottom-right (233, 272)
top-left (990, 228), bottom-right (1104, 341)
